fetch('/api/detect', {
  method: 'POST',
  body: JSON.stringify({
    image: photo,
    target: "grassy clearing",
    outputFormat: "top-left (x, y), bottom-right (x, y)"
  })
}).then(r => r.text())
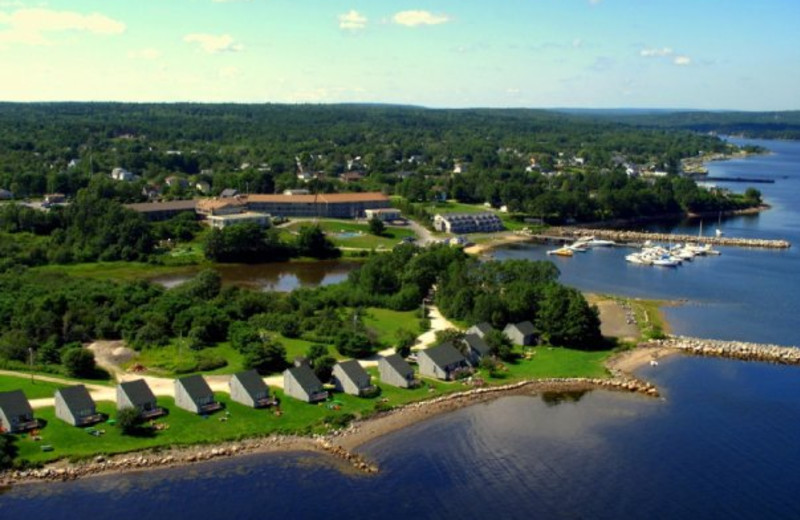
top-left (499, 347), bottom-right (612, 380)
top-left (284, 220), bottom-right (416, 250)
top-left (363, 307), bottom-right (423, 347)
top-left (122, 343), bottom-right (246, 377)
top-left (30, 262), bottom-right (201, 282)
top-left (0, 375), bottom-right (65, 399)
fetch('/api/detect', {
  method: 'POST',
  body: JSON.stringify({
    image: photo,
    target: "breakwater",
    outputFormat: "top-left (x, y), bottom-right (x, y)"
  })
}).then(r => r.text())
top-left (547, 227), bottom-right (791, 249)
top-left (644, 336), bottom-right (800, 365)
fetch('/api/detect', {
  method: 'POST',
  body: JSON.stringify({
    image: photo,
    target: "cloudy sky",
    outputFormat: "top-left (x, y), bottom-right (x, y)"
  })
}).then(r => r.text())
top-left (1, 0), bottom-right (798, 109)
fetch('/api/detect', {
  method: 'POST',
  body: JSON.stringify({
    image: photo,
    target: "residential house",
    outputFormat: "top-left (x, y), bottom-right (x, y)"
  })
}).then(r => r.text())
top-left (297, 171), bottom-right (316, 183)
top-left (462, 334), bottom-right (492, 366)
top-left (111, 167), bottom-right (136, 182)
top-left (141, 185), bottom-right (162, 201)
top-left (0, 390), bottom-right (37, 433)
top-left (433, 213), bottom-right (504, 234)
top-left (503, 321), bottom-right (537, 346)
top-left (229, 370), bottom-right (275, 408)
top-left (339, 171), bottom-right (365, 184)
top-left (54, 385), bottom-right (104, 427)
top-left (116, 379), bottom-right (164, 419)
top-left (174, 375), bottom-right (222, 414)
top-left (378, 354), bottom-right (417, 389)
top-left (417, 343), bottom-right (470, 381)
top-left (220, 188), bottom-right (239, 198)
top-left (283, 365), bottom-right (328, 403)
top-left (0, 188), bottom-right (13, 200)
top-left (467, 322), bottom-right (494, 339)
top-left (331, 360), bottom-right (376, 396)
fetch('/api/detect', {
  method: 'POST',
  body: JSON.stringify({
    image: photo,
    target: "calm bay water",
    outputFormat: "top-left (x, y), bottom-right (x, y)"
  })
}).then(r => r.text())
top-left (3, 356), bottom-right (800, 518)
top-left (494, 137), bottom-right (800, 346)
top-left (3, 138), bottom-right (800, 518)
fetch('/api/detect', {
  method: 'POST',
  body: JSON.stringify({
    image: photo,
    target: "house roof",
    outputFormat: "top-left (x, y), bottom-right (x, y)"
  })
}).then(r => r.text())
top-left (245, 192), bottom-right (388, 204)
top-left (463, 334), bottom-right (492, 356)
top-left (470, 322), bottom-right (495, 335)
top-left (57, 385), bottom-right (95, 412)
top-left (335, 360), bottom-right (371, 388)
top-left (176, 375), bottom-right (213, 400)
top-left (220, 188), bottom-right (239, 198)
top-left (118, 379), bottom-right (156, 406)
top-left (381, 354), bottom-right (414, 377)
top-left (422, 342), bottom-right (467, 368)
top-left (506, 321), bottom-right (536, 336)
top-left (232, 369), bottom-right (269, 397)
top-left (285, 365), bottom-right (323, 392)
top-left (0, 390), bottom-right (33, 417)
top-left (126, 200), bottom-right (197, 213)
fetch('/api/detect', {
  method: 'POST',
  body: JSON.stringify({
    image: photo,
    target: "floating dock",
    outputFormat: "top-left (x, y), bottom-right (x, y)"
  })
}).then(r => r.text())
top-left (541, 227), bottom-right (791, 249)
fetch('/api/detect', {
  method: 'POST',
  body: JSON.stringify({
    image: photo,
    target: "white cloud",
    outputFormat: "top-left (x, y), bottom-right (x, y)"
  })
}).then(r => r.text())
top-left (128, 48), bottom-right (161, 60)
top-left (673, 55), bottom-right (691, 66)
top-left (640, 47), bottom-right (673, 57)
top-left (392, 10), bottom-right (450, 27)
top-left (219, 66), bottom-right (240, 79)
top-left (183, 33), bottom-right (243, 53)
top-left (338, 10), bottom-right (367, 30)
top-left (0, 8), bottom-right (125, 46)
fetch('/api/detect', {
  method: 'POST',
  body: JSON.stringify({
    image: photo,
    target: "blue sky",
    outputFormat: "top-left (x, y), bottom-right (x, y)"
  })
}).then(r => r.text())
top-left (0, 0), bottom-right (798, 109)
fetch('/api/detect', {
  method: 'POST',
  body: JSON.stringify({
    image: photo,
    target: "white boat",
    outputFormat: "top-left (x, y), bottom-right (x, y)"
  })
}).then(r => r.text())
top-left (585, 238), bottom-right (616, 247)
top-left (653, 256), bottom-right (680, 267)
top-left (626, 253), bottom-right (652, 265)
top-left (568, 242), bottom-right (589, 252)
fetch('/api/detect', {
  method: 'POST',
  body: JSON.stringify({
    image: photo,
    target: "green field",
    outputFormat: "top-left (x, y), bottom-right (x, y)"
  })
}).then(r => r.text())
top-left (501, 347), bottom-right (612, 380)
top-left (122, 343), bottom-right (246, 377)
top-left (363, 307), bottom-right (423, 347)
top-left (284, 220), bottom-right (416, 250)
top-left (31, 262), bottom-right (201, 282)
top-left (0, 375), bottom-right (65, 399)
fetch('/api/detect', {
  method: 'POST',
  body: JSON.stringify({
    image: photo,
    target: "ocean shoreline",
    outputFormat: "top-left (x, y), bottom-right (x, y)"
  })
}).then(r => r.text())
top-left (4, 334), bottom-right (799, 489)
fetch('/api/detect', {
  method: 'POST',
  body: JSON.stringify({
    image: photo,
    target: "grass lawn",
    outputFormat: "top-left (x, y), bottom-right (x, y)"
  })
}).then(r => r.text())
top-left (363, 307), bottom-right (423, 347)
top-left (498, 346), bottom-right (612, 380)
top-left (284, 220), bottom-right (416, 250)
top-left (123, 343), bottom-right (246, 377)
top-left (8, 344), bottom-right (614, 465)
top-left (0, 375), bottom-right (65, 399)
top-left (31, 262), bottom-right (201, 282)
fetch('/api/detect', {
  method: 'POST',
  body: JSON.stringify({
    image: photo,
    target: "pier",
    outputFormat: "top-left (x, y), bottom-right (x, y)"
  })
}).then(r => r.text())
top-left (541, 227), bottom-right (791, 249)
top-left (645, 336), bottom-right (800, 366)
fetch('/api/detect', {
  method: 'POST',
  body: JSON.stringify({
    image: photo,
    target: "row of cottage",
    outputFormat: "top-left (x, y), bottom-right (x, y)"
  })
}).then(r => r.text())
top-left (1, 321), bottom-right (536, 433)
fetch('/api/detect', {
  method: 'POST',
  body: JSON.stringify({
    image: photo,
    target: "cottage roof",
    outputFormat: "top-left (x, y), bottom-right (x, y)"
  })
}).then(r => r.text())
top-left (470, 322), bottom-right (494, 335)
top-left (232, 370), bottom-right (269, 398)
top-left (285, 365), bottom-right (323, 392)
top-left (57, 385), bottom-right (95, 412)
top-left (0, 390), bottom-right (33, 417)
top-left (335, 360), bottom-right (371, 388)
top-left (423, 342), bottom-right (467, 368)
top-left (507, 321), bottom-right (536, 336)
top-left (177, 375), bottom-right (213, 400)
top-left (220, 188), bottom-right (239, 198)
top-left (463, 334), bottom-right (492, 356)
top-left (119, 379), bottom-right (156, 407)
top-left (381, 354), bottom-right (414, 377)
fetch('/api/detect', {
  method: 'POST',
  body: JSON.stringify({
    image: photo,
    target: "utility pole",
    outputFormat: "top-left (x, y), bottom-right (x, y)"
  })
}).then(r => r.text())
top-left (28, 347), bottom-right (34, 384)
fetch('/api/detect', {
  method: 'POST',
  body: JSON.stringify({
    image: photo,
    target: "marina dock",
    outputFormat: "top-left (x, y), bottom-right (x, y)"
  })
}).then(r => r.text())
top-left (537, 227), bottom-right (791, 249)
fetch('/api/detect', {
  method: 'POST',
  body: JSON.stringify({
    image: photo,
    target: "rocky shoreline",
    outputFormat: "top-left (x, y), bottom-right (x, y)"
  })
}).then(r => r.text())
top-left (0, 375), bottom-right (658, 488)
top-left (644, 336), bottom-right (800, 365)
